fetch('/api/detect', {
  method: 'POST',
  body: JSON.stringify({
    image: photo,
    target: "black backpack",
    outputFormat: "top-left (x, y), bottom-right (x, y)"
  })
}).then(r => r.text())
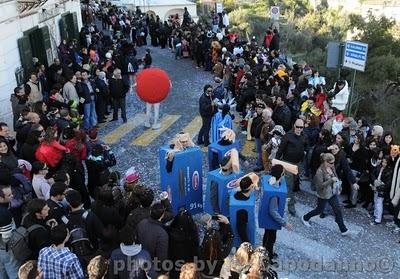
top-left (62, 210), bottom-right (94, 256)
top-left (7, 223), bottom-right (45, 262)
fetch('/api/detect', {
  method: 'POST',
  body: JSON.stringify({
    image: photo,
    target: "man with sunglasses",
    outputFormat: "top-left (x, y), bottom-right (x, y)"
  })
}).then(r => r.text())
top-left (276, 118), bottom-right (309, 216)
top-left (197, 84), bottom-right (216, 146)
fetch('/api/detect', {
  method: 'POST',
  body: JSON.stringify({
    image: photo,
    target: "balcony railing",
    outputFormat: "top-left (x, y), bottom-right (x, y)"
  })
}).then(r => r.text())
top-left (17, 0), bottom-right (48, 13)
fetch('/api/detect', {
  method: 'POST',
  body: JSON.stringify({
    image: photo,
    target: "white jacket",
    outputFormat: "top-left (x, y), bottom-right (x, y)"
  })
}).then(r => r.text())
top-left (331, 80), bottom-right (349, 111)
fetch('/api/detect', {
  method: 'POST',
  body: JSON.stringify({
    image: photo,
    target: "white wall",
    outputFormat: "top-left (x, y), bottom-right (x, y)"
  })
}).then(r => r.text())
top-left (0, 0), bottom-right (82, 127)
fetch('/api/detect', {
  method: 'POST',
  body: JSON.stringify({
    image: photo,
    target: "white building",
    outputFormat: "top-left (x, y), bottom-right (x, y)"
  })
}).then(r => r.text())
top-left (112, 0), bottom-right (198, 22)
top-left (0, 0), bottom-right (82, 127)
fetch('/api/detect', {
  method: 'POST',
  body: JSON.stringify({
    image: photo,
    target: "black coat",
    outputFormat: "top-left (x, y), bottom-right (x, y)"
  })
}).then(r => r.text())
top-left (273, 104), bottom-right (292, 132)
top-left (108, 77), bottom-right (130, 99)
top-left (199, 93), bottom-right (215, 118)
top-left (76, 80), bottom-right (97, 104)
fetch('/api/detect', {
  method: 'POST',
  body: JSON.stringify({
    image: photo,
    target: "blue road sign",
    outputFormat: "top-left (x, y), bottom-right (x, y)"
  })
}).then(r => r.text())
top-left (343, 41), bottom-right (368, 72)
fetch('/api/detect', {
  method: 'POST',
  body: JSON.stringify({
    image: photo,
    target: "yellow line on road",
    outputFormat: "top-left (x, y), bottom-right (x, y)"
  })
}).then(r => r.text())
top-left (241, 139), bottom-right (257, 158)
top-left (131, 115), bottom-right (181, 146)
top-left (102, 113), bottom-right (146, 144)
top-left (182, 116), bottom-right (202, 139)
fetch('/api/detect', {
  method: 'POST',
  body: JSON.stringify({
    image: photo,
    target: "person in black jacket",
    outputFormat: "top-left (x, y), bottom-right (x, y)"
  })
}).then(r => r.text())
top-left (20, 125), bottom-right (43, 164)
top-left (94, 71), bottom-right (109, 124)
top-left (22, 199), bottom-right (51, 260)
top-left (197, 84), bottom-right (216, 146)
top-left (272, 93), bottom-right (292, 132)
top-left (46, 182), bottom-right (67, 224)
top-left (199, 213), bottom-right (234, 278)
top-left (109, 68), bottom-right (130, 123)
top-left (168, 209), bottom-right (199, 279)
top-left (76, 70), bottom-right (98, 131)
top-left (65, 190), bottom-right (104, 268)
top-left (276, 119), bottom-right (309, 216)
top-left (269, 28), bottom-right (280, 52)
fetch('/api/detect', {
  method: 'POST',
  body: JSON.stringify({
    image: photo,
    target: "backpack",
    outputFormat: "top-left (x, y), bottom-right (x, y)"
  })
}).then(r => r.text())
top-left (62, 210), bottom-right (94, 257)
top-left (7, 224), bottom-right (45, 262)
top-left (127, 55), bottom-right (139, 74)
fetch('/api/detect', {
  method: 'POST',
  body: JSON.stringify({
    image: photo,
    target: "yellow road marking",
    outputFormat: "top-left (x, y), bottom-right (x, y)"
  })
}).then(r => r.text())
top-left (102, 113), bottom-right (146, 144)
top-left (131, 115), bottom-right (181, 146)
top-left (241, 139), bottom-right (257, 158)
top-left (182, 116), bottom-right (202, 139)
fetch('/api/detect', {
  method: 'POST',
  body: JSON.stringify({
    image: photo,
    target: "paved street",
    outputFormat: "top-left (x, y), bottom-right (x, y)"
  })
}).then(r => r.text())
top-left (98, 45), bottom-right (399, 279)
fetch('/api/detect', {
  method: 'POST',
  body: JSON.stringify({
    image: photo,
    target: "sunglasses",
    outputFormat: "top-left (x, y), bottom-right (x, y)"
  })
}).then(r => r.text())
top-left (327, 161), bottom-right (335, 164)
top-left (295, 125), bottom-right (304, 129)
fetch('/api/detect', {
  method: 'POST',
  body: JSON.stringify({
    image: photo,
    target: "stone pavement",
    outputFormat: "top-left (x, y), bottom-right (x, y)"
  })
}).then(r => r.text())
top-left (97, 44), bottom-right (400, 279)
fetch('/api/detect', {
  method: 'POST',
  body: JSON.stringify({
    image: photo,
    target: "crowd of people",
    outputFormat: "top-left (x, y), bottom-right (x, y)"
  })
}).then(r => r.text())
top-left (0, 1), bottom-right (399, 279)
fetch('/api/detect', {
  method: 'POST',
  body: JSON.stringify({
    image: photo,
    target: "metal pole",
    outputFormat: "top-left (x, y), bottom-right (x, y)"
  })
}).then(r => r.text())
top-left (347, 69), bottom-right (357, 116)
top-left (337, 42), bottom-right (344, 80)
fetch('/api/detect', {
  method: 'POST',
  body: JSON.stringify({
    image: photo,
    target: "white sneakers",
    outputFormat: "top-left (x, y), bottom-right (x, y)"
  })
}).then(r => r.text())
top-left (301, 215), bottom-right (311, 227)
top-left (341, 229), bottom-right (350, 236)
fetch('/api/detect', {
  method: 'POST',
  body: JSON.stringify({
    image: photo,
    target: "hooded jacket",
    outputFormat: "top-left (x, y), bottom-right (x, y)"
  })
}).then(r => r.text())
top-left (331, 80), bottom-right (349, 111)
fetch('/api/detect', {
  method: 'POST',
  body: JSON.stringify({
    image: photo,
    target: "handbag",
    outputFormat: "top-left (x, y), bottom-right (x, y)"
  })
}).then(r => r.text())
top-left (332, 179), bottom-right (342, 196)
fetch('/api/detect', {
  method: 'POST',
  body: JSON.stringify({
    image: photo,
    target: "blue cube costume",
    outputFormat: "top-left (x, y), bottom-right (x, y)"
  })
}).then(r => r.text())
top-left (159, 146), bottom-right (203, 215)
top-left (229, 191), bottom-right (256, 247)
top-left (204, 169), bottom-right (244, 216)
top-left (207, 141), bottom-right (240, 171)
top-left (258, 175), bottom-right (287, 230)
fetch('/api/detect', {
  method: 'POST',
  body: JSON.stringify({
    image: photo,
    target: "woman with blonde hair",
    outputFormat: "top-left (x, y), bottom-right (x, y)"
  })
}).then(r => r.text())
top-left (220, 242), bottom-right (253, 279)
top-left (87, 255), bottom-right (108, 279)
top-left (301, 153), bottom-right (350, 235)
top-left (179, 263), bottom-right (200, 279)
top-left (246, 246), bottom-right (278, 279)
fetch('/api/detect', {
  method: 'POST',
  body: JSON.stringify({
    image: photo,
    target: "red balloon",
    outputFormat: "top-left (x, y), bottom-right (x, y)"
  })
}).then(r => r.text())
top-left (136, 68), bottom-right (171, 104)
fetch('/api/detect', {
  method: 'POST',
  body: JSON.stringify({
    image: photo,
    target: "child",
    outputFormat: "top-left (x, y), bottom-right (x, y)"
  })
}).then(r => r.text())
top-left (264, 125), bottom-right (285, 172)
top-left (143, 49), bottom-right (152, 69)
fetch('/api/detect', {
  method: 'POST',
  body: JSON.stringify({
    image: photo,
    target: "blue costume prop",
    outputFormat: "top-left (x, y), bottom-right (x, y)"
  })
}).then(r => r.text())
top-left (159, 146), bottom-right (203, 215)
top-left (211, 112), bottom-right (233, 143)
top-left (258, 175), bottom-right (288, 230)
top-left (208, 141), bottom-right (240, 171)
top-left (204, 169), bottom-right (244, 216)
top-left (229, 191), bottom-right (256, 247)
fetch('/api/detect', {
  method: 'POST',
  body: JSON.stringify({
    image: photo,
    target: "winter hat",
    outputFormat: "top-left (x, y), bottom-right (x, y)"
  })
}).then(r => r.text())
top-left (18, 159), bottom-right (32, 172)
top-left (125, 167), bottom-right (140, 183)
top-left (269, 125), bottom-right (285, 136)
top-left (222, 47), bottom-right (227, 53)
top-left (105, 52), bottom-right (112, 59)
top-left (269, 164), bottom-right (284, 185)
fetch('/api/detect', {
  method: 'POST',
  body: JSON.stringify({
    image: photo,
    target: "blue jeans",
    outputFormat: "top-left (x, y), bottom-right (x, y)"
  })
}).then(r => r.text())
top-left (175, 46), bottom-right (181, 59)
top-left (84, 101), bottom-right (97, 130)
top-left (255, 138), bottom-right (263, 168)
top-left (0, 249), bottom-right (20, 279)
top-left (304, 195), bottom-right (347, 232)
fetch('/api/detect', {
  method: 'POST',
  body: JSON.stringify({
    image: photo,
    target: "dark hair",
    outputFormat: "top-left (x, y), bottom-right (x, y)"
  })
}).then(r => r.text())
top-left (170, 209), bottom-right (199, 244)
top-left (50, 182), bottom-right (66, 197)
top-left (50, 224), bottom-right (68, 245)
top-left (119, 225), bottom-right (137, 245)
top-left (53, 171), bottom-right (68, 183)
top-left (354, 132), bottom-right (365, 146)
top-left (240, 176), bottom-right (252, 192)
top-left (150, 202), bottom-right (165, 220)
top-left (0, 185), bottom-right (11, 199)
top-left (0, 122), bottom-right (8, 130)
top-left (383, 131), bottom-right (394, 144)
top-left (32, 102), bottom-right (45, 114)
top-left (27, 199), bottom-right (47, 216)
top-left (32, 161), bottom-right (46, 175)
top-left (318, 129), bottom-right (332, 145)
top-left (14, 86), bottom-right (22, 94)
top-left (202, 229), bottom-right (222, 261)
top-left (96, 187), bottom-right (114, 207)
top-left (138, 188), bottom-right (154, 208)
top-left (65, 190), bottom-right (82, 208)
top-left (43, 126), bottom-right (58, 144)
top-left (203, 84), bottom-right (213, 93)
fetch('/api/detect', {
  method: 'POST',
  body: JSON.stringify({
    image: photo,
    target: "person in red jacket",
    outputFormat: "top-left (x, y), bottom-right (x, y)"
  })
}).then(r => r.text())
top-left (64, 129), bottom-right (87, 174)
top-left (263, 29), bottom-right (273, 49)
top-left (35, 126), bottom-right (69, 169)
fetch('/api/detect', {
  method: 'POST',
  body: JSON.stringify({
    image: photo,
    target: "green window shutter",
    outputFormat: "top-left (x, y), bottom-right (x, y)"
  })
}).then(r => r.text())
top-left (59, 16), bottom-right (68, 41)
top-left (40, 26), bottom-right (52, 66)
top-left (72, 12), bottom-right (79, 40)
top-left (17, 36), bottom-right (33, 80)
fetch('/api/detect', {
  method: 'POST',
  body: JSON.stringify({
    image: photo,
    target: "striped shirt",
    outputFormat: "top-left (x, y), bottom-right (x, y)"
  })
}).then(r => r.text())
top-left (0, 203), bottom-right (14, 250)
top-left (38, 246), bottom-right (84, 279)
